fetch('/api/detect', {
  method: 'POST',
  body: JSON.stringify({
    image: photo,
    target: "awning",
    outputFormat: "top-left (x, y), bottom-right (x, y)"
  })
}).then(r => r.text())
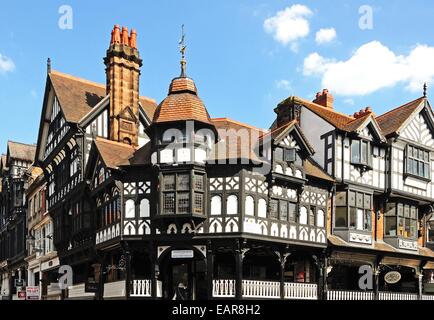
top-left (380, 257), bottom-right (420, 269)
top-left (424, 261), bottom-right (434, 270)
top-left (330, 251), bottom-right (376, 266)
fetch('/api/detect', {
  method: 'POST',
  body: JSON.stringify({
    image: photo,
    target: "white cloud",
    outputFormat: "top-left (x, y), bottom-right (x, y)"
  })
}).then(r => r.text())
top-left (303, 41), bottom-right (434, 96)
top-left (276, 79), bottom-right (293, 91)
top-left (0, 53), bottom-right (15, 74)
top-left (315, 28), bottom-right (336, 45)
top-left (344, 98), bottom-right (355, 106)
top-left (264, 4), bottom-right (312, 48)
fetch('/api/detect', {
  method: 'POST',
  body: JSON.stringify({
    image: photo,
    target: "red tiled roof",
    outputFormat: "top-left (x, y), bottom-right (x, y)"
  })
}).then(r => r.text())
top-left (153, 77), bottom-right (213, 125)
top-left (376, 97), bottom-right (426, 136)
top-left (94, 138), bottom-right (137, 170)
top-left (208, 118), bottom-right (265, 162)
top-left (293, 96), bottom-right (356, 130)
top-left (49, 71), bottom-right (157, 123)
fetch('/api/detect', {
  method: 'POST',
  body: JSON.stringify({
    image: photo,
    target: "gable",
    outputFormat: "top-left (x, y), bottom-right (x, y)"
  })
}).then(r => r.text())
top-left (35, 80), bottom-right (72, 163)
top-left (273, 123), bottom-right (315, 156)
top-left (278, 131), bottom-right (300, 150)
top-left (400, 110), bottom-right (434, 148)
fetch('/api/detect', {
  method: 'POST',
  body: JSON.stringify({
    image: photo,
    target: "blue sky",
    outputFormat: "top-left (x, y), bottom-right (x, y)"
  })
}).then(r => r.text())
top-left (1, 0), bottom-right (434, 154)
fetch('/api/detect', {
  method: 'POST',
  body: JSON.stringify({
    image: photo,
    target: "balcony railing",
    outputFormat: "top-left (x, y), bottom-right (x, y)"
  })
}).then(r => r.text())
top-left (129, 279), bottom-right (163, 298)
top-left (242, 280), bottom-right (280, 299)
top-left (213, 279), bottom-right (236, 298)
top-left (327, 290), bottom-right (426, 300)
top-left (212, 280), bottom-right (318, 300)
top-left (379, 292), bottom-right (418, 300)
top-left (284, 282), bottom-right (318, 300)
top-left (327, 290), bottom-right (374, 300)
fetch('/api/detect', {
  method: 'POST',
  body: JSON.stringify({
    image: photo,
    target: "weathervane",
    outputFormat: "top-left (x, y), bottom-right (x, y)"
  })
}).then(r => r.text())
top-left (179, 24), bottom-right (187, 77)
top-left (424, 82), bottom-right (428, 98)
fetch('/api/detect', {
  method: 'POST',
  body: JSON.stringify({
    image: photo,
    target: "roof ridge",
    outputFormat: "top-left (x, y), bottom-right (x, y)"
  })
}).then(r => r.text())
top-left (50, 70), bottom-right (106, 89)
top-left (8, 140), bottom-right (36, 147)
top-left (376, 96), bottom-right (425, 120)
top-left (293, 96), bottom-right (355, 120)
top-left (212, 117), bottom-right (264, 131)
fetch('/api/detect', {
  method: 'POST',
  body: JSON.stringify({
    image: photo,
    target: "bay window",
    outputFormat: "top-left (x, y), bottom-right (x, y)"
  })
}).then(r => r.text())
top-left (384, 202), bottom-right (418, 239)
top-left (270, 199), bottom-right (297, 222)
top-left (405, 145), bottom-right (430, 180)
top-left (161, 173), bottom-right (205, 215)
top-left (335, 190), bottom-right (372, 231)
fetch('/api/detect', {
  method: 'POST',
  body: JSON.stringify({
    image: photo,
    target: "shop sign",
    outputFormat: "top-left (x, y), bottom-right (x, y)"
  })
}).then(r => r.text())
top-left (26, 286), bottom-right (40, 300)
top-left (171, 250), bottom-right (194, 259)
top-left (384, 271), bottom-right (401, 284)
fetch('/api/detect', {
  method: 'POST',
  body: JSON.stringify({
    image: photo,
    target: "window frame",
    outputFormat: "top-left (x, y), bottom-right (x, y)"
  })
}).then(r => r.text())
top-left (405, 145), bottom-right (431, 181)
top-left (350, 138), bottom-right (372, 168)
top-left (384, 202), bottom-right (418, 240)
top-left (161, 172), bottom-right (205, 215)
top-left (334, 190), bottom-right (372, 232)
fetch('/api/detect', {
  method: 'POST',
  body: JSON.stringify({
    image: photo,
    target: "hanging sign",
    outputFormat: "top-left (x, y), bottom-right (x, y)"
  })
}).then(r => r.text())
top-left (384, 271), bottom-right (401, 284)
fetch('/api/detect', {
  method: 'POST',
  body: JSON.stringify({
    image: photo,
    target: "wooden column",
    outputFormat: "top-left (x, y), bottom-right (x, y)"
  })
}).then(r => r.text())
top-left (277, 249), bottom-right (290, 300)
top-left (149, 243), bottom-right (159, 299)
top-left (121, 242), bottom-right (131, 300)
top-left (207, 241), bottom-right (214, 300)
top-left (373, 256), bottom-right (382, 300)
top-left (234, 240), bottom-right (245, 299)
top-left (417, 273), bottom-right (423, 300)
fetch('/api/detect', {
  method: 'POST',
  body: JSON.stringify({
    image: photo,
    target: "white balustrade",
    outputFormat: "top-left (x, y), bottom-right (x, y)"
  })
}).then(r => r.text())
top-left (284, 282), bottom-right (318, 300)
top-left (327, 290), bottom-right (374, 300)
top-left (130, 279), bottom-right (152, 297)
top-left (213, 279), bottom-right (235, 298)
top-left (242, 280), bottom-right (280, 299)
top-left (379, 292), bottom-right (418, 300)
top-left (422, 295), bottom-right (434, 301)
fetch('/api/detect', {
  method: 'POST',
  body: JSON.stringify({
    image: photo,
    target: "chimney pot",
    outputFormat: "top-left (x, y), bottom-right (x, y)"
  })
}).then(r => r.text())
top-left (122, 27), bottom-right (129, 46)
top-left (129, 29), bottom-right (137, 49)
top-left (112, 25), bottom-right (121, 44)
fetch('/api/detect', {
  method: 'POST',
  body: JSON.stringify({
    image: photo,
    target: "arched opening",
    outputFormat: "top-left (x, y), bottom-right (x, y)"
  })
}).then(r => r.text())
top-left (243, 248), bottom-right (280, 281)
top-left (158, 247), bottom-right (207, 300)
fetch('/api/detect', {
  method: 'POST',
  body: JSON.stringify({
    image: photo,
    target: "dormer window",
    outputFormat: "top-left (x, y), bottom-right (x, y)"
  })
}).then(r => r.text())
top-left (405, 145), bottom-right (430, 180)
top-left (351, 139), bottom-right (372, 168)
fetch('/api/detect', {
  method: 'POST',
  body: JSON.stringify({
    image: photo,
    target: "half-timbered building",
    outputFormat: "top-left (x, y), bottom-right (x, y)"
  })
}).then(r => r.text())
top-left (0, 141), bottom-right (36, 299)
top-left (279, 89), bottom-right (434, 300)
top-left (33, 26), bottom-right (156, 296)
top-left (13, 24), bottom-right (434, 301)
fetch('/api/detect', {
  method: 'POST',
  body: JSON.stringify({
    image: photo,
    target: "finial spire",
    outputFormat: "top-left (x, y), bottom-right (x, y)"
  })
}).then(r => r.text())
top-left (179, 24), bottom-right (187, 77)
top-left (47, 58), bottom-right (51, 74)
top-left (424, 82), bottom-right (428, 98)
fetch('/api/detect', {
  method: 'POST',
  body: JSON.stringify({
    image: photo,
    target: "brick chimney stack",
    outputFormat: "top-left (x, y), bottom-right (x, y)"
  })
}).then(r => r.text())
top-left (353, 107), bottom-right (373, 119)
top-left (313, 89), bottom-right (334, 109)
top-left (104, 25), bottom-right (142, 146)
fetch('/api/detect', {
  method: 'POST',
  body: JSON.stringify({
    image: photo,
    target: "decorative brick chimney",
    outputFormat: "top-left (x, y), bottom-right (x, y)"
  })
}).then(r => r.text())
top-left (104, 25), bottom-right (142, 146)
top-left (353, 107), bottom-right (373, 119)
top-left (313, 89), bottom-right (334, 109)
